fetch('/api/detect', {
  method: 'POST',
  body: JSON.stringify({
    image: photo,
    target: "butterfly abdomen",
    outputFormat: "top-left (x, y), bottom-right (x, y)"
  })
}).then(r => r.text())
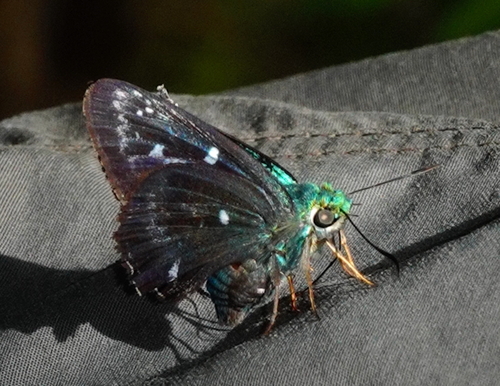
top-left (206, 259), bottom-right (274, 325)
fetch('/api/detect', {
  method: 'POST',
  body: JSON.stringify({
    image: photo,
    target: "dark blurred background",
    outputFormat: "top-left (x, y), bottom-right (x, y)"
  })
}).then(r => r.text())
top-left (1, 0), bottom-right (499, 120)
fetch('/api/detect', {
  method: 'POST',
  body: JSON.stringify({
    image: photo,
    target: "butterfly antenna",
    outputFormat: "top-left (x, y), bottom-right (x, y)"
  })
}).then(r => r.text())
top-left (349, 165), bottom-right (439, 195)
top-left (342, 210), bottom-right (400, 274)
top-left (313, 167), bottom-right (438, 285)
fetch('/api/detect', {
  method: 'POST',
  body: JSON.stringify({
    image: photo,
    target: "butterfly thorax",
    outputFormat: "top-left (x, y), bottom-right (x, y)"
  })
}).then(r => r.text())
top-left (270, 183), bottom-right (351, 272)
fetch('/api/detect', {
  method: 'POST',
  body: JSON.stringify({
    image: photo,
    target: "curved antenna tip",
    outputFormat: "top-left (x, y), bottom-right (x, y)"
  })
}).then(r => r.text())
top-left (342, 210), bottom-right (400, 274)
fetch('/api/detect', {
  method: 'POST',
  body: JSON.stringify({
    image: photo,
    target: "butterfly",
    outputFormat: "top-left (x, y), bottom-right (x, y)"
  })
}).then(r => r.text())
top-left (84, 78), bottom-right (379, 332)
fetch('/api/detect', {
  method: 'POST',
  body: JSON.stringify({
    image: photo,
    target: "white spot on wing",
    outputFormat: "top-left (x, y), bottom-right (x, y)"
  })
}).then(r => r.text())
top-left (256, 288), bottom-right (265, 295)
top-left (136, 109), bottom-right (143, 117)
top-left (133, 90), bottom-right (143, 98)
top-left (145, 107), bottom-right (154, 114)
top-left (154, 288), bottom-right (165, 299)
top-left (123, 260), bottom-right (135, 275)
top-left (204, 147), bottom-right (219, 165)
top-left (117, 124), bottom-right (127, 137)
top-left (131, 280), bottom-right (142, 296)
top-left (168, 261), bottom-right (179, 279)
top-left (119, 137), bottom-right (129, 151)
top-left (219, 209), bottom-right (229, 225)
top-left (163, 157), bottom-right (189, 164)
top-left (149, 144), bottom-right (164, 158)
top-left (112, 100), bottom-right (123, 110)
top-left (114, 90), bottom-right (127, 99)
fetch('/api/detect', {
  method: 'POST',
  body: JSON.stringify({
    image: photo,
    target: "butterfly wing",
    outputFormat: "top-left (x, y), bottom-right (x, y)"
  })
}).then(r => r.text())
top-left (84, 79), bottom-right (300, 305)
top-left (220, 131), bottom-right (297, 186)
top-left (84, 78), bottom-right (292, 206)
top-left (115, 161), bottom-right (280, 298)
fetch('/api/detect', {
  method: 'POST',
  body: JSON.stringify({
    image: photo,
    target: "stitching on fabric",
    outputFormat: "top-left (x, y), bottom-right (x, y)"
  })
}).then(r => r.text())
top-left (0, 125), bottom-right (496, 155)
top-left (271, 140), bottom-right (500, 159)
top-left (239, 125), bottom-right (493, 143)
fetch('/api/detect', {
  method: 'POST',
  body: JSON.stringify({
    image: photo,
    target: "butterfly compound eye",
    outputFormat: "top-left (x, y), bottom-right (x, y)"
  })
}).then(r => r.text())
top-left (313, 209), bottom-right (336, 228)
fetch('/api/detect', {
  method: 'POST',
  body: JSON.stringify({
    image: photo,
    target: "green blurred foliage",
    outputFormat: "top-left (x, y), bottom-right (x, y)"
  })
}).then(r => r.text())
top-left (436, 0), bottom-right (500, 40)
top-left (1, 0), bottom-right (500, 119)
top-left (117, 0), bottom-right (426, 93)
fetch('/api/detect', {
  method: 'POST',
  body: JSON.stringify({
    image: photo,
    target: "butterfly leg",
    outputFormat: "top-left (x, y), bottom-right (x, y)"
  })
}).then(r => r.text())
top-left (326, 232), bottom-right (373, 286)
top-left (339, 230), bottom-right (373, 285)
top-left (304, 261), bottom-right (318, 317)
top-left (286, 275), bottom-right (299, 312)
top-left (337, 230), bottom-right (357, 277)
top-left (262, 254), bottom-right (287, 334)
top-left (300, 238), bottom-right (319, 317)
top-left (264, 287), bottom-right (281, 335)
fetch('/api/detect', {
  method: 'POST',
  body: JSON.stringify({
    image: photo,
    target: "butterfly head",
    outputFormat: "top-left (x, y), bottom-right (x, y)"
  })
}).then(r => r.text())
top-left (306, 183), bottom-right (352, 241)
top-left (301, 183), bottom-right (374, 286)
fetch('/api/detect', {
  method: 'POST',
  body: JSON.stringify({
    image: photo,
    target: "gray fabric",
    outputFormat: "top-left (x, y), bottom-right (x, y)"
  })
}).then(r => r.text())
top-left (225, 31), bottom-right (500, 124)
top-left (1, 30), bottom-right (500, 385)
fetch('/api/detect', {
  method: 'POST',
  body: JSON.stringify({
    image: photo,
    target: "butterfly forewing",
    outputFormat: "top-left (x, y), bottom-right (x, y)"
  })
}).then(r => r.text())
top-left (84, 79), bottom-right (291, 207)
top-left (220, 131), bottom-right (297, 186)
top-left (84, 79), bottom-right (300, 303)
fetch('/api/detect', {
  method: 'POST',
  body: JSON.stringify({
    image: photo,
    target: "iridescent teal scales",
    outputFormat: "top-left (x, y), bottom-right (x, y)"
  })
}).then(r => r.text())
top-left (206, 182), bottom-right (369, 330)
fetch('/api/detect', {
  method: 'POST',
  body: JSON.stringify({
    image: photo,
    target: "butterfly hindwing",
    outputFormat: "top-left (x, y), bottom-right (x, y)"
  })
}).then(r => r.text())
top-left (115, 162), bottom-right (278, 298)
